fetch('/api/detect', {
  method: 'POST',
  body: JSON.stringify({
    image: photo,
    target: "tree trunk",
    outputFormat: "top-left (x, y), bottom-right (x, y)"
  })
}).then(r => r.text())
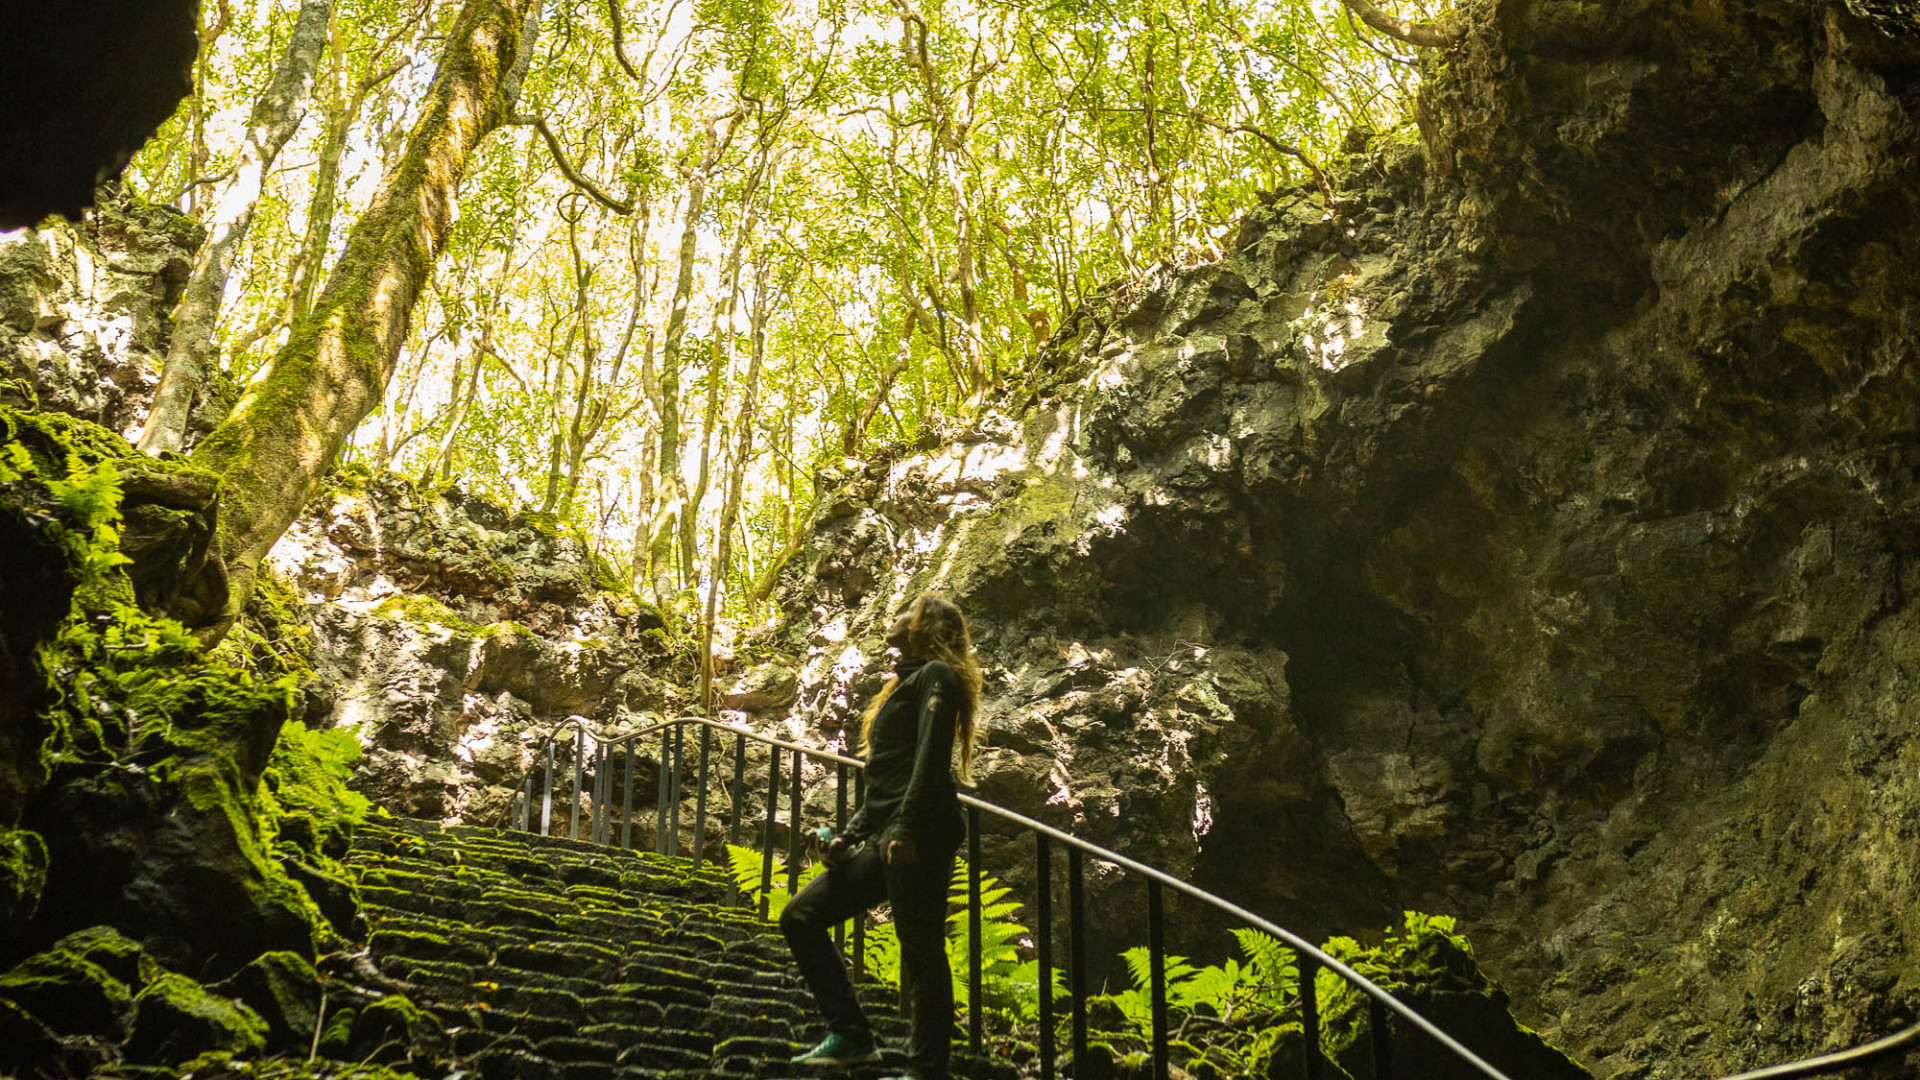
top-left (138, 0), bottom-right (334, 455)
top-left (188, 0), bottom-right (544, 641)
top-left (700, 256), bottom-right (772, 714)
top-left (646, 113), bottom-right (734, 601)
top-left (286, 41), bottom-right (355, 326)
top-left (680, 137), bottom-right (778, 591)
top-left (285, 18), bottom-right (415, 329)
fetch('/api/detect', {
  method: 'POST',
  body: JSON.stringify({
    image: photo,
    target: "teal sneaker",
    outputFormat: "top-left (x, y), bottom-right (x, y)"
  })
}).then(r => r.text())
top-left (790, 1031), bottom-right (881, 1066)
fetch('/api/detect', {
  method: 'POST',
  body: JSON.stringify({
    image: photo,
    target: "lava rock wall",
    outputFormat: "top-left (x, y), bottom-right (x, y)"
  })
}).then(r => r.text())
top-left (771, 5), bottom-right (1920, 1077)
top-left (0, 191), bottom-right (204, 439)
top-left (263, 470), bottom-right (687, 824)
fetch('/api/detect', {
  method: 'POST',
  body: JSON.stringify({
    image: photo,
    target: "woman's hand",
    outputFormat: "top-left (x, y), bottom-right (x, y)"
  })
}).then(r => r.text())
top-left (886, 837), bottom-right (918, 864)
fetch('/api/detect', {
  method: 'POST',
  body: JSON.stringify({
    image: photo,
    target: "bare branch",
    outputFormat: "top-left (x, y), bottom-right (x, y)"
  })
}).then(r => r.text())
top-left (1338, 0), bottom-right (1461, 49)
top-left (1191, 112), bottom-right (1334, 201)
top-left (608, 0), bottom-right (683, 97)
top-left (513, 115), bottom-right (634, 215)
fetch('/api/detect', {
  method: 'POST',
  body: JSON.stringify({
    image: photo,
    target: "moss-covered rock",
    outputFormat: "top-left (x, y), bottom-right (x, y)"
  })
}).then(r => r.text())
top-left (346, 992), bottom-right (445, 1064)
top-left (214, 949), bottom-right (324, 1054)
top-left (124, 968), bottom-right (268, 1063)
top-left (0, 926), bottom-right (143, 1045)
top-left (1319, 915), bottom-right (1586, 1080)
top-left (0, 406), bottom-right (342, 975)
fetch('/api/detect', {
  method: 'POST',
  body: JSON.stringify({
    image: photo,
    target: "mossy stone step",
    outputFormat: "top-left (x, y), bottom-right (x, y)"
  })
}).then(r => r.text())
top-left (478, 966), bottom-right (608, 1002)
top-left (452, 1026), bottom-right (537, 1057)
top-left (460, 898), bottom-right (567, 933)
top-left (534, 1034), bottom-right (621, 1063)
top-left (355, 881), bottom-right (475, 920)
top-left (368, 926), bottom-right (490, 966)
top-left (708, 988), bottom-right (805, 1017)
top-left (606, 1039), bottom-right (709, 1071)
top-left (351, 819), bottom-right (1013, 1080)
top-left (466, 1007), bottom-right (580, 1042)
top-left (480, 982), bottom-right (593, 1022)
top-left (581, 995), bottom-right (665, 1028)
top-left (472, 1046), bottom-right (564, 1080)
top-left (495, 940), bottom-right (624, 976)
top-left (378, 956), bottom-right (482, 1001)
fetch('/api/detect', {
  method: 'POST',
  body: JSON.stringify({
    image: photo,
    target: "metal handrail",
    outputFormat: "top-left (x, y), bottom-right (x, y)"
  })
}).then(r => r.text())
top-left (1715, 1022), bottom-right (1920, 1080)
top-left (507, 714), bottom-right (1917, 1080)
top-left (511, 713), bottom-right (1512, 1080)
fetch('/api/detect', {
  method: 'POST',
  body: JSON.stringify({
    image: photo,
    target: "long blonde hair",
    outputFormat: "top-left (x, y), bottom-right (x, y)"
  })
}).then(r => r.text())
top-left (860, 593), bottom-right (983, 782)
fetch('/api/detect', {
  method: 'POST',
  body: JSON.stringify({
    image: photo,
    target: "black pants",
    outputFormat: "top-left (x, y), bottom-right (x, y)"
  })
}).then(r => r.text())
top-left (779, 842), bottom-right (957, 1079)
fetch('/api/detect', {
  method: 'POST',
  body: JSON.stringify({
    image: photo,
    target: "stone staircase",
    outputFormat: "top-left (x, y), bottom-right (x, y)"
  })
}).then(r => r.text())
top-left (347, 817), bottom-right (1021, 1080)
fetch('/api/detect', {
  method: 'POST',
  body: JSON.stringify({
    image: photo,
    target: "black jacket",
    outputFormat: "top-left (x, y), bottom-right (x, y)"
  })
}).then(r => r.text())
top-left (842, 656), bottom-right (966, 851)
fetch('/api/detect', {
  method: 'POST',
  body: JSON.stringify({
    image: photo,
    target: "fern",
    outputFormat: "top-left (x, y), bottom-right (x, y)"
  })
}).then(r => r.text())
top-left (723, 843), bottom-right (823, 920)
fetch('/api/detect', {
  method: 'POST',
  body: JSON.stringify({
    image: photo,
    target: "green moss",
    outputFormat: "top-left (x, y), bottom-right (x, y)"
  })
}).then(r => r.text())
top-left (516, 509), bottom-right (561, 536)
top-left (0, 405), bottom-right (297, 773)
top-left (480, 618), bottom-right (532, 640)
top-left (0, 927), bottom-right (142, 1040)
top-left (213, 950), bottom-right (322, 1053)
top-left (0, 407), bottom-right (352, 973)
top-left (262, 722), bottom-right (370, 839)
top-left (372, 591), bottom-right (478, 633)
top-left (125, 969), bottom-right (268, 1064)
top-left (346, 992), bottom-right (441, 1063)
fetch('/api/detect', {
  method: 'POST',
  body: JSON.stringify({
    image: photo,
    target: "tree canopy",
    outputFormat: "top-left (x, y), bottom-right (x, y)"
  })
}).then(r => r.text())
top-left (124, 0), bottom-right (1429, 627)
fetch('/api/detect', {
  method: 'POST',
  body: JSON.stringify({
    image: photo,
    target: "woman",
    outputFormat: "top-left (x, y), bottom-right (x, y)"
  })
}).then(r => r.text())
top-left (780, 593), bottom-right (983, 1080)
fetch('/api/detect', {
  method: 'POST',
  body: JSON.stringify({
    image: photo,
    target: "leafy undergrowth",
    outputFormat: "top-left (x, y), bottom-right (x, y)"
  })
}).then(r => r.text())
top-left (729, 842), bottom-right (1587, 1079)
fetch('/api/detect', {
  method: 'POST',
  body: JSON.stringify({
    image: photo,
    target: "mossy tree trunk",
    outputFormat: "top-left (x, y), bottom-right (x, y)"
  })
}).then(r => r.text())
top-left (137, 0), bottom-right (334, 456)
top-left (188, 0), bottom-right (544, 640)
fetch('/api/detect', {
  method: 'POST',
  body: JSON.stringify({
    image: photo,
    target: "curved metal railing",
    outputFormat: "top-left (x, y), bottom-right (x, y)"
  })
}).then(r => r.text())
top-left (507, 713), bottom-right (1917, 1080)
top-left (1715, 1023), bottom-right (1920, 1080)
top-left (511, 712), bottom-right (1508, 1080)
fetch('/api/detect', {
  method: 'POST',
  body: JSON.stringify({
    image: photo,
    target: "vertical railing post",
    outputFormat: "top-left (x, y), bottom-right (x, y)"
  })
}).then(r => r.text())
top-left (851, 768), bottom-right (866, 980)
top-left (1036, 833), bottom-right (1055, 1080)
top-left (1300, 954), bottom-right (1324, 1080)
top-left (595, 741), bottom-right (609, 844)
top-left (693, 724), bottom-right (713, 866)
top-left (968, 804), bottom-right (983, 1055)
top-left (598, 741), bottom-right (611, 843)
top-left (541, 740), bottom-right (554, 836)
top-left (727, 732), bottom-right (746, 906)
top-left (512, 788), bottom-right (525, 832)
top-left (621, 741), bottom-right (634, 849)
top-left (834, 763), bottom-right (847, 953)
top-left (668, 724), bottom-right (684, 858)
top-left (655, 726), bottom-right (670, 852)
top-left (760, 745), bottom-right (780, 919)
top-left (1370, 997), bottom-right (1393, 1080)
top-left (1149, 880), bottom-right (1168, 1080)
top-left (1069, 846), bottom-right (1088, 1072)
top-left (570, 723), bottom-right (583, 840)
top-left (786, 749), bottom-right (803, 896)
top-left (588, 742), bottom-right (599, 844)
